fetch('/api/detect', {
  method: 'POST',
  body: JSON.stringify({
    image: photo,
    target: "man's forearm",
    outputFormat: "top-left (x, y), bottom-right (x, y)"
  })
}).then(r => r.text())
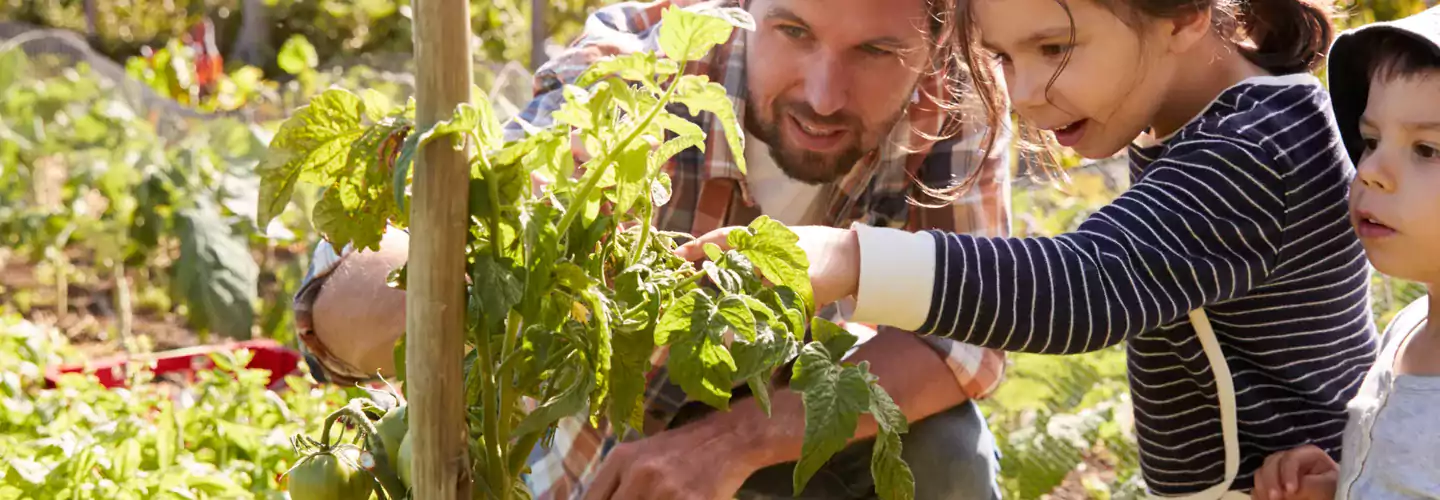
top-left (704, 327), bottom-right (970, 470)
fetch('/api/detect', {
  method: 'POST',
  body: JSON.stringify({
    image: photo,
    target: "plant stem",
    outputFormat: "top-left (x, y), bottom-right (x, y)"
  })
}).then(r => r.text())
top-left (554, 75), bottom-right (680, 238)
top-left (476, 320), bottom-right (504, 498)
top-left (675, 270), bottom-right (706, 291)
top-left (508, 430), bottom-right (544, 473)
top-left (626, 200), bottom-right (653, 269)
top-left (496, 310), bottom-right (522, 488)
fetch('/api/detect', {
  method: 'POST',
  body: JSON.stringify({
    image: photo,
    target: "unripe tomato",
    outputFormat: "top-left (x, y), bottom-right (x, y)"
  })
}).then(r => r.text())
top-left (397, 432), bottom-right (414, 488)
top-left (374, 405), bottom-right (407, 465)
top-left (286, 446), bottom-right (373, 500)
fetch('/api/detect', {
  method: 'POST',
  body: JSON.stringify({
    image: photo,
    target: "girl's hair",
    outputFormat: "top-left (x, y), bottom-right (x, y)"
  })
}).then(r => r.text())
top-left (924, 0), bottom-right (1336, 199)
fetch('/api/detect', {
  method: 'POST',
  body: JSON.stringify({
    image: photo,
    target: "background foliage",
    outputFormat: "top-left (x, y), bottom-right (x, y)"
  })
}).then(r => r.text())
top-left (2, 0), bottom-right (1435, 498)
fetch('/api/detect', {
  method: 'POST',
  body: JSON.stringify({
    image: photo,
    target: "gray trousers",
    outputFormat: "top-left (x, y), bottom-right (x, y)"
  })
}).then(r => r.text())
top-left (734, 400), bottom-right (1003, 500)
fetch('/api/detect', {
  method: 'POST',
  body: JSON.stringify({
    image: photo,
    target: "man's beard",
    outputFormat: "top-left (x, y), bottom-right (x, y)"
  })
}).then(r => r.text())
top-left (744, 98), bottom-right (906, 185)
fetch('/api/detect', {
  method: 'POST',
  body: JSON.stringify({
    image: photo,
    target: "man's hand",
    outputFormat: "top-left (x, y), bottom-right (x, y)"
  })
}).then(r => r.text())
top-left (1252, 445), bottom-right (1339, 500)
top-left (583, 419), bottom-right (759, 500)
top-left (676, 224), bottom-right (860, 307)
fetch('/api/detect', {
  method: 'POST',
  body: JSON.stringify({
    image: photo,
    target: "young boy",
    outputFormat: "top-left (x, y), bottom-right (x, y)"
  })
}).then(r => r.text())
top-left (1252, 7), bottom-right (1440, 500)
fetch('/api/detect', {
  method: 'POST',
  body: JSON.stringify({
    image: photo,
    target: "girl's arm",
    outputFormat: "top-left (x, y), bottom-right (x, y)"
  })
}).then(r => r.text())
top-left (850, 138), bottom-right (1285, 354)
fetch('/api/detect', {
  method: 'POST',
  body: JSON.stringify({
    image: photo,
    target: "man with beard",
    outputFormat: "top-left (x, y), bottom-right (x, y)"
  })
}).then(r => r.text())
top-left (291, 0), bottom-right (1013, 498)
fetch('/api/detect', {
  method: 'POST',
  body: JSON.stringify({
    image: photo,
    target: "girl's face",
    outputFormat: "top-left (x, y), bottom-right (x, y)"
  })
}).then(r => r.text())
top-left (975, 0), bottom-right (1180, 158)
top-left (1350, 73), bottom-right (1440, 284)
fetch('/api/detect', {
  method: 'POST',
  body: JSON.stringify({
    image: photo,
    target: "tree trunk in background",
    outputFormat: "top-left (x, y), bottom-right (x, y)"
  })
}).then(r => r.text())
top-left (530, 0), bottom-right (548, 70)
top-left (231, 0), bottom-right (272, 68)
top-left (84, 0), bottom-right (98, 38)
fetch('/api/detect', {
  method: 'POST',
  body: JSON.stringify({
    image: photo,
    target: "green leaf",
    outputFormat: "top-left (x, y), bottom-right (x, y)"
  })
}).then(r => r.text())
top-left (473, 254), bottom-right (524, 323)
top-left (173, 201), bottom-right (258, 339)
top-left (654, 289), bottom-right (699, 346)
top-left (659, 6), bottom-right (739, 63)
top-left (393, 333), bottom-right (407, 383)
top-left (609, 291), bottom-right (659, 433)
top-left (256, 89), bottom-right (367, 227)
top-left (715, 295), bottom-right (757, 343)
top-left (671, 75), bottom-right (745, 174)
top-left (394, 99), bottom-right (502, 210)
top-left (730, 216), bottom-right (813, 315)
top-left (276, 35), bottom-right (318, 75)
top-left (360, 88), bottom-right (392, 122)
top-left (790, 346), bottom-right (870, 496)
top-left (872, 425), bottom-right (915, 500)
top-left (747, 374), bottom-right (773, 417)
top-left (811, 317), bottom-right (859, 361)
top-left (651, 175), bottom-right (673, 207)
top-left (513, 367), bottom-right (595, 437)
top-left (313, 184), bottom-right (388, 252)
top-left (609, 139), bottom-right (650, 217)
top-left (575, 52), bottom-right (678, 90)
top-left (658, 291), bottom-right (736, 410)
top-left (867, 370), bottom-right (914, 500)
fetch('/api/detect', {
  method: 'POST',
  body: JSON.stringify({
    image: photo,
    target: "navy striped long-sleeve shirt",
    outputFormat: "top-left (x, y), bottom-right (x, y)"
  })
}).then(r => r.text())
top-left (850, 74), bottom-right (1379, 494)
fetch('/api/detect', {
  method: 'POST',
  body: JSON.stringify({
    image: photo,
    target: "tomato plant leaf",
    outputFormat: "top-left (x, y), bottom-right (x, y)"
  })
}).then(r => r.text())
top-left (513, 365), bottom-right (595, 437)
top-left (716, 295), bottom-right (757, 343)
top-left (659, 6), bottom-right (739, 63)
top-left (790, 343), bottom-right (870, 496)
top-left (671, 75), bottom-right (745, 174)
top-left (729, 216), bottom-right (813, 315)
top-left (609, 139), bottom-right (651, 217)
top-left (869, 375), bottom-right (914, 500)
top-left (257, 89), bottom-right (366, 227)
top-left (473, 254), bottom-right (524, 325)
top-left (659, 291), bottom-right (737, 410)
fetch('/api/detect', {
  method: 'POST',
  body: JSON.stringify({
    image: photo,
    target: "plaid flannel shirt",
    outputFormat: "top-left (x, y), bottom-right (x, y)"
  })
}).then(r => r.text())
top-left (501, 1), bottom-right (1013, 498)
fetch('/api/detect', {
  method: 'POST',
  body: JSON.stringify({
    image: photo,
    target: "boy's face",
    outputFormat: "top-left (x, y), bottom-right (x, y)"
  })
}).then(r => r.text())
top-left (1350, 71), bottom-right (1440, 283)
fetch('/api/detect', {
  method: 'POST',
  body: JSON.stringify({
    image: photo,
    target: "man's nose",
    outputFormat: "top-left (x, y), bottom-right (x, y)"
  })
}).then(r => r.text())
top-left (803, 53), bottom-right (849, 117)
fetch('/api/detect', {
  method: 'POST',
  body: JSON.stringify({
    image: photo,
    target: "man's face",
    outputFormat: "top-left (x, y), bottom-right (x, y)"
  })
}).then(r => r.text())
top-left (1349, 72), bottom-right (1440, 284)
top-left (744, 0), bottom-right (932, 184)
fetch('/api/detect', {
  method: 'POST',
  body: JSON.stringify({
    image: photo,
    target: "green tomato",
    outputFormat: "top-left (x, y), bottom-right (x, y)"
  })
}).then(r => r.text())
top-left (374, 405), bottom-right (407, 464)
top-left (286, 447), bottom-right (374, 500)
top-left (397, 432), bottom-right (413, 488)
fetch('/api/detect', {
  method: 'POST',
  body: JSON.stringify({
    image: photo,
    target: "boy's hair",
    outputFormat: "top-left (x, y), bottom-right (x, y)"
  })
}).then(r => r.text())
top-left (936, 0), bottom-right (1334, 192)
top-left (1368, 31), bottom-right (1440, 83)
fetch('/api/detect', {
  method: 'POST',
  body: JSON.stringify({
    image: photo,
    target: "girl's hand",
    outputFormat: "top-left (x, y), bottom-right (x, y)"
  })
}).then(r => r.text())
top-left (676, 224), bottom-right (861, 307)
top-left (1253, 445), bottom-right (1339, 500)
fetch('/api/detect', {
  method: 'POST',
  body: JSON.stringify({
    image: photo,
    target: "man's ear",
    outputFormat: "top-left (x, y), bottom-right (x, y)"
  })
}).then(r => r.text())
top-left (1166, 8), bottom-right (1212, 54)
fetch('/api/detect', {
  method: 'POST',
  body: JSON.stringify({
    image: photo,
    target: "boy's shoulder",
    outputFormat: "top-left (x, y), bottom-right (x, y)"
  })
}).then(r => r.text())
top-left (1381, 296), bottom-right (1430, 349)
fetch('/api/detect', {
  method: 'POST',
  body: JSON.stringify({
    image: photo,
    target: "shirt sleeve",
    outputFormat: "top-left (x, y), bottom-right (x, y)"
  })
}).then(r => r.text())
top-left (855, 136), bottom-right (1285, 354)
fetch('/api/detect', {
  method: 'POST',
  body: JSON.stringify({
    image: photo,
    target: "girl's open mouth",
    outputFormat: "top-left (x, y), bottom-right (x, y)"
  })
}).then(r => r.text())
top-left (1052, 120), bottom-right (1088, 147)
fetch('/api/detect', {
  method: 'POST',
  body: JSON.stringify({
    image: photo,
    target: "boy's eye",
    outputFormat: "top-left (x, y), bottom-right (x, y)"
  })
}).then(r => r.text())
top-left (1363, 137), bottom-right (1378, 151)
top-left (1414, 143), bottom-right (1439, 159)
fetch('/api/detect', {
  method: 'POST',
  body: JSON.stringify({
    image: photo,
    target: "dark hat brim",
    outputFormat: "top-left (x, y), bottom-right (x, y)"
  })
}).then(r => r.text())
top-left (1327, 8), bottom-right (1440, 165)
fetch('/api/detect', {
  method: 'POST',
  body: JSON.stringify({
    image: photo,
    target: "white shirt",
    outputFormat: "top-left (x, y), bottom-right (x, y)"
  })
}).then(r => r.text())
top-left (742, 132), bottom-right (826, 226)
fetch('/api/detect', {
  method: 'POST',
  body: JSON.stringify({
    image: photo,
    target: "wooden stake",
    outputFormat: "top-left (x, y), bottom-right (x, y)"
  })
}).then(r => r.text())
top-left (408, 0), bottom-right (474, 497)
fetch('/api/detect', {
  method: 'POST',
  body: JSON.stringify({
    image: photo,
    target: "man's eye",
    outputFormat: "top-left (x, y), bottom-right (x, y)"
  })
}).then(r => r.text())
top-left (777, 25), bottom-right (808, 39)
top-left (1039, 44), bottom-right (1073, 57)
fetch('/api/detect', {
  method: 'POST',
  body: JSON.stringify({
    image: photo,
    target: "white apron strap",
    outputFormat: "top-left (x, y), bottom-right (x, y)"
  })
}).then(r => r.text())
top-left (1146, 309), bottom-right (1248, 500)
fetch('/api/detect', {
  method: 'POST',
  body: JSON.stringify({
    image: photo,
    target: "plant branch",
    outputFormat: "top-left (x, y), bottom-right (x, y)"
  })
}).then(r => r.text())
top-left (554, 74), bottom-right (680, 238)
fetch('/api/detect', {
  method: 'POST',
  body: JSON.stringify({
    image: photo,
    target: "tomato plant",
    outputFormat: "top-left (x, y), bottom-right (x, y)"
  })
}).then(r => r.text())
top-left (0, 313), bottom-right (352, 498)
top-left (257, 6), bottom-right (914, 499)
